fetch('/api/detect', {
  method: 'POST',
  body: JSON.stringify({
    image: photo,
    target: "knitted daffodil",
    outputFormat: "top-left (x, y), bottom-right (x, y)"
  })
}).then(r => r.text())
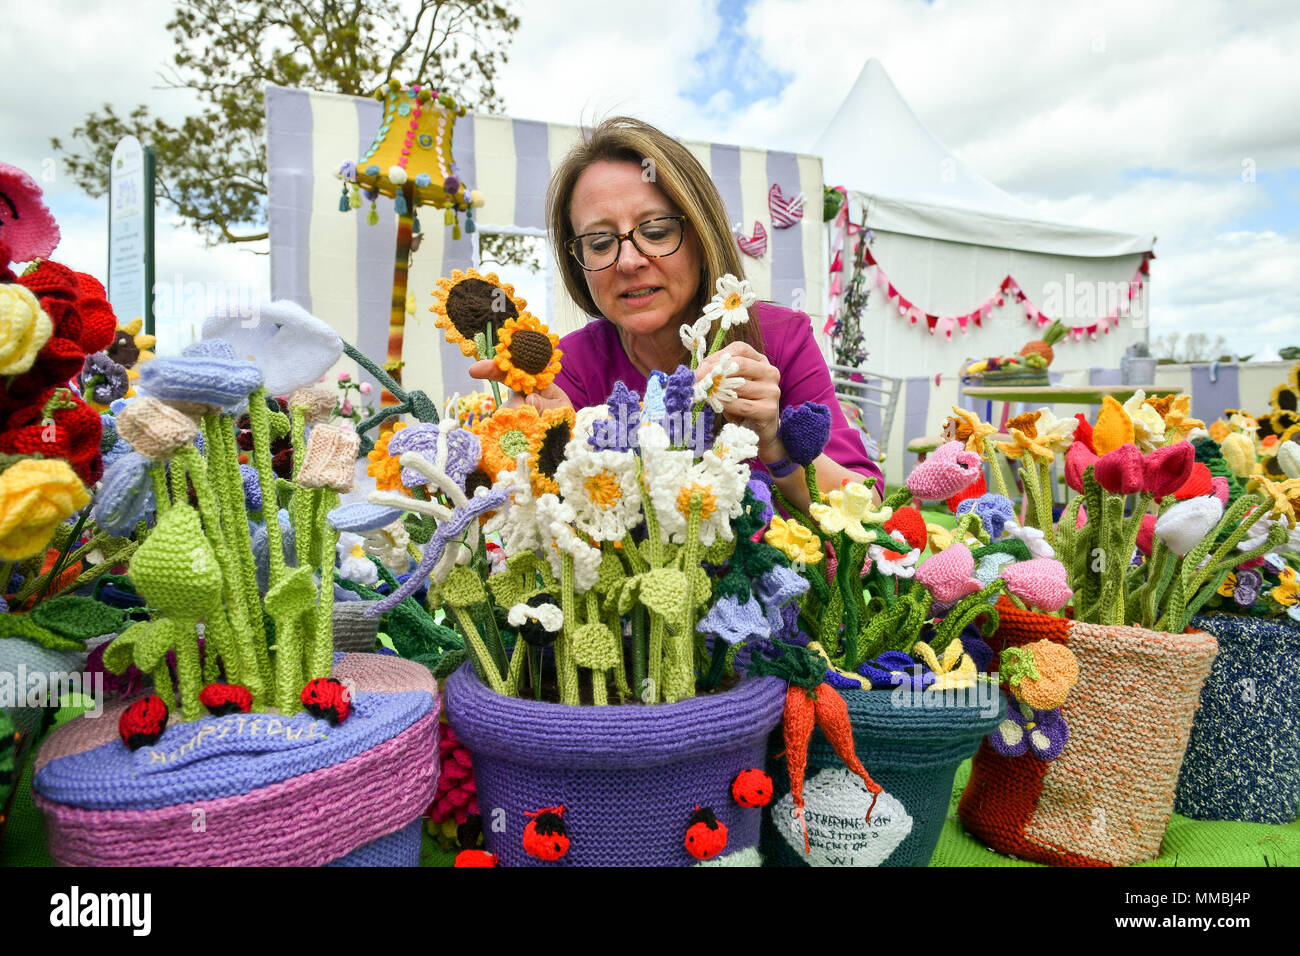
top-left (912, 639), bottom-right (977, 690)
top-left (553, 444), bottom-right (642, 542)
top-left (1122, 390), bottom-right (1167, 452)
top-left (942, 406), bottom-right (998, 457)
top-left (1092, 395), bottom-right (1135, 456)
top-left (1221, 431), bottom-right (1256, 478)
top-left (765, 515), bottom-right (823, 565)
top-left (493, 313), bottom-right (562, 395)
top-left (0, 459), bottom-right (90, 560)
top-left (810, 482), bottom-right (882, 543)
top-left (995, 409), bottom-right (1074, 460)
top-left (0, 282), bottom-right (53, 375)
top-left (1247, 475), bottom-right (1300, 528)
top-left (1158, 393), bottom-right (1205, 441)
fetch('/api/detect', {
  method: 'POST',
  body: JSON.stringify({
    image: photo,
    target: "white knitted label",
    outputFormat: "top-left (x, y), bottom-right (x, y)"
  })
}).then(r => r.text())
top-left (774, 767), bottom-right (912, 866)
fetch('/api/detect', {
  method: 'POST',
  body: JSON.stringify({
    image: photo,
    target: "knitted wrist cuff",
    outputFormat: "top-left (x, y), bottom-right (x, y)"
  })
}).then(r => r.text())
top-left (765, 454), bottom-right (799, 479)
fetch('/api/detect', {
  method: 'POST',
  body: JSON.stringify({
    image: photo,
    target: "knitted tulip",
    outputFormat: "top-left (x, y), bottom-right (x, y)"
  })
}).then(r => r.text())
top-left (1278, 440), bottom-right (1300, 480)
top-left (1220, 431), bottom-right (1255, 478)
top-left (914, 542), bottom-right (982, 604)
top-left (906, 441), bottom-right (982, 501)
top-left (1064, 440), bottom-right (1098, 494)
top-left (1210, 475), bottom-right (1230, 504)
top-left (92, 451), bottom-right (155, 536)
top-left (1135, 513), bottom-right (1157, 557)
top-left (1172, 462), bottom-right (1213, 501)
top-left (1072, 413), bottom-right (1096, 454)
top-left (1154, 496), bottom-right (1224, 556)
top-left (1000, 558), bottom-right (1073, 612)
top-left (1143, 440), bottom-right (1195, 500)
top-left (1092, 395), bottom-right (1134, 455)
top-left (115, 397), bottom-right (200, 460)
top-left (1092, 443), bottom-right (1144, 495)
top-left (778, 402), bottom-right (832, 466)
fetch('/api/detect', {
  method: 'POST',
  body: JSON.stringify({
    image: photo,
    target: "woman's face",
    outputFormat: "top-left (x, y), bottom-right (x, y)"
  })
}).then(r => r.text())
top-left (568, 159), bottom-right (703, 339)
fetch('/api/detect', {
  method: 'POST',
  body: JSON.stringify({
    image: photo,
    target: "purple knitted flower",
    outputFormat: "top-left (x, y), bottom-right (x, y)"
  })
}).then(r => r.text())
top-left (388, 423), bottom-right (480, 490)
top-left (857, 651), bottom-right (935, 690)
top-left (1232, 568), bottom-right (1263, 608)
top-left (80, 352), bottom-right (130, 405)
top-left (956, 493), bottom-right (1016, 539)
top-left (697, 594), bottom-right (769, 645)
top-left (754, 564), bottom-right (809, 635)
top-left (746, 475), bottom-right (774, 527)
top-left (989, 704), bottom-right (1069, 761)
top-left (663, 365), bottom-right (696, 447)
top-left (139, 339), bottom-right (263, 412)
top-left (239, 463), bottom-right (263, 511)
top-left (591, 381), bottom-right (641, 453)
top-left (92, 451), bottom-right (155, 536)
top-left (778, 402), bottom-right (832, 466)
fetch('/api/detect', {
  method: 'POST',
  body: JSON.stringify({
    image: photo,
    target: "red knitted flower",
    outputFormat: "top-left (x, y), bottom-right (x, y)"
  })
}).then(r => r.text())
top-left (429, 723), bottom-right (478, 825)
top-left (884, 505), bottom-right (928, 551)
top-left (945, 469), bottom-right (986, 514)
top-left (1173, 462), bottom-right (1213, 501)
top-left (0, 387), bottom-right (103, 485)
top-left (73, 272), bottom-right (118, 354)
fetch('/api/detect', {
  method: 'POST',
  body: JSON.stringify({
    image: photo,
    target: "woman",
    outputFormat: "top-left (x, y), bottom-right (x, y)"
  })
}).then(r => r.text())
top-left (470, 116), bottom-right (882, 511)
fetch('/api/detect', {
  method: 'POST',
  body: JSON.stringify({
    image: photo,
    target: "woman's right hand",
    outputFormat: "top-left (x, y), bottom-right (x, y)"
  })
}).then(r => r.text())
top-left (468, 359), bottom-right (575, 415)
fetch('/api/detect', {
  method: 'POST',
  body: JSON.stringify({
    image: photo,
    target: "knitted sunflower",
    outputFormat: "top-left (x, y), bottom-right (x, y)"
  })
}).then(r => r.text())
top-left (430, 269), bottom-right (527, 359)
top-left (493, 313), bottom-right (562, 395)
top-left (534, 406), bottom-right (574, 496)
top-left (366, 420), bottom-right (409, 492)
top-left (473, 407), bottom-right (543, 481)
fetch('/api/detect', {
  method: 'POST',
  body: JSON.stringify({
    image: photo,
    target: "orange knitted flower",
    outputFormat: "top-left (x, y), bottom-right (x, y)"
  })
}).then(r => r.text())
top-left (1092, 395), bottom-right (1135, 455)
top-left (430, 269), bottom-right (528, 359)
top-left (473, 407), bottom-right (544, 482)
top-left (494, 313), bottom-right (562, 395)
top-left (366, 421), bottom-right (409, 493)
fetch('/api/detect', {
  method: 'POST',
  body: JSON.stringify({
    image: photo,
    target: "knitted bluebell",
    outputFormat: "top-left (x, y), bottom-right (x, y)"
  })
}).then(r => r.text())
top-left (775, 601), bottom-right (799, 642)
top-left (663, 365), bottom-right (695, 447)
top-left (253, 508), bottom-right (298, 592)
top-left (81, 352), bottom-right (130, 405)
top-left (754, 564), bottom-right (809, 635)
top-left (697, 594), bottom-right (769, 645)
top-left (694, 404), bottom-right (717, 454)
top-left (777, 402), bottom-right (832, 466)
top-left (746, 476), bottom-right (774, 527)
top-left (956, 493), bottom-right (1016, 539)
top-left (974, 550), bottom-right (1016, 587)
top-left (92, 451), bottom-right (155, 535)
top-left (328, 501), bottom-right (406, 533)
top-left (240, 463), bottom-right (263, 511)
top-left (591, 381), bottom-right (641, 453)
top-left (642, 371), bottom-right (668, 423)
top-left (140, 343), bottom-right (264, 412)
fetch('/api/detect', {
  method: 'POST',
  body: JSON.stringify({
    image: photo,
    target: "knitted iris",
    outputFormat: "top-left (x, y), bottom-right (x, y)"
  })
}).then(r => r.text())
top-left (139, 339), bottom-right (263, 412)
top-left (777, 402), bottom-right (832, 466)
top-left (956, 493), bottom-right (1016, 539)
top-left (388, 422), bottom-right (480, 490)
top-left (80, 352), bottom-right (129, 405)
top-left (856, 650), bottom-right (934, 691)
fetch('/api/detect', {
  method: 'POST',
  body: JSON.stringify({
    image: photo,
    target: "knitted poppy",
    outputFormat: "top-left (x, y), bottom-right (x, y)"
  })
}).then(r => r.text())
top-left (883, 505), bottom-right (928, 551)
top-left (0, 163), bottom-right (60, 262)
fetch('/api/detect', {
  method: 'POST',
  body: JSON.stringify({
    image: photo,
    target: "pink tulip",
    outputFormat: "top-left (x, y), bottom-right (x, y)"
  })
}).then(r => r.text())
top-left (1064, 441), bottom-right (1098, 493)
top-left (915, 542), bottom-right (983, 603)
top-left (906, 441), bottom-right (982, 501)
top-left (1210, 475), bottom-right (1229, 505)
top-left (1093, 443), bottom-right (1144, 495)
top-left (1143, 441), bottom-right (1195, 500)
top-left (1000, 558), bottom-right (1073, 612)
top-left (1136, 513), bottom-right (1157, 557)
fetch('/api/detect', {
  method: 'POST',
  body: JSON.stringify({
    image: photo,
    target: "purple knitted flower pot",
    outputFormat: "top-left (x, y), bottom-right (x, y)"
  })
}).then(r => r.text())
top-left (444, 663), bottom-right (786, 866)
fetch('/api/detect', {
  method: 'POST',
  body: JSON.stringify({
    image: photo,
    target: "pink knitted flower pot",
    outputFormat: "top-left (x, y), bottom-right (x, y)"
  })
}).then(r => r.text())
top-left (33, 653), bottom-right (439, 866)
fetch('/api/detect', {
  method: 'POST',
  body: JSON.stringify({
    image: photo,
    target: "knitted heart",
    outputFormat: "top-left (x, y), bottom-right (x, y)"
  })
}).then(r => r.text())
top-left (1173, 461), bottom-right (1213, 501)
top-left (736, 222), bottom-right (767, 258)
top-left (1154, 495), bottom-right (1224, 556)
top-left (1135, 513), bottom-right (1157, 557)
top-left (1000, 558), bottom-right (1072, 612)
top-left (768, 182), bottom-right (805, 229)
top-left (1092, 443), bottom-right (1143, 495)
top-left (1143, 440), bottom-right (1195, 500)
top-left (1064, 441), bottom-right (1098, 493)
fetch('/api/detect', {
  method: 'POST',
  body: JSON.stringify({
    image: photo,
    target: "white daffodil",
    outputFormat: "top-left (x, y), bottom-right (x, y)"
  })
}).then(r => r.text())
top-left (694, 354), bottom-right (744, 412)
top-left (554, 445), bottom-right (643, 542)
top-left (1003, 520), bottom-right (1056, 559)
top-left (701, 274), bottom-right (757, 330)
top-left (337, 532), bottom-right (380, 586)
top-left (1123, 390), bottom-right (1167, 452)
top-left (679, 315), bottom-right (713, 366)
top-left (1032, 407), bottom-right (1079, 455)
top-left (507, 600), bottom-right (564, 633)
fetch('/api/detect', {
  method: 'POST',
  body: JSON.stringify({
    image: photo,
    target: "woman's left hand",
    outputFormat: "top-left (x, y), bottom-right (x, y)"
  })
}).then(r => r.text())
top-left (696, 342), bottom-right (782, 451)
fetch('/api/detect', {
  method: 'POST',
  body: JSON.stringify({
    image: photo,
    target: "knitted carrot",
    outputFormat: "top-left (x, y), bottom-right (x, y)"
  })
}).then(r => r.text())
top-left (813, 682), bottom-right (883, 821)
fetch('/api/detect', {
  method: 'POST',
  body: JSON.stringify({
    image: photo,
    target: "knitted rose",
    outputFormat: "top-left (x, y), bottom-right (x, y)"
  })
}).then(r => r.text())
top-left (1000, 558), bottom-right (1072, 612)
top-left (0, 459), bottom-right (90, 561)
top-left (115, 396), bottom-right (200, 459)
top-left (914, 542), bottom-right (982, 603)
top-left (1092, 443), bottom-right (1144, 495)
top-left (0, 283), bottom-right (53, 375)
top-left (906, 441), bottom-right (981, 501)
top-left (1063, 440), bottom-right (1098, 493)
top-left (1143, 440), bottom-right (1195, 500)
top-left (71, 271), bottom-right (118, 354)
top-left (0, 387), bottom-right (104, 485)
top-left (296, 424), bottom-right (362, 491)
top-left (1154, 496), bottom-right (1224, 556)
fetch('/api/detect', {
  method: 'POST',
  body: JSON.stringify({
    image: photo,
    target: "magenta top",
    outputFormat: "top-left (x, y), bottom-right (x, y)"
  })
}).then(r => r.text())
top-left (553, 302), bottom-right (883, 484)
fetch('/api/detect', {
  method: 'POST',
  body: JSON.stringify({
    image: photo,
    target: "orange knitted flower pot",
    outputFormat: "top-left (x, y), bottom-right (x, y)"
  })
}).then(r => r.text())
top-left (958, 598), bottom-right (1218, 866)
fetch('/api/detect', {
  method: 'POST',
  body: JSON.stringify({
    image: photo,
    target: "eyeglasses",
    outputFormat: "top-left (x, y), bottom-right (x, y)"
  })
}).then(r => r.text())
top-left (564, 216), bottom-right (688, 272)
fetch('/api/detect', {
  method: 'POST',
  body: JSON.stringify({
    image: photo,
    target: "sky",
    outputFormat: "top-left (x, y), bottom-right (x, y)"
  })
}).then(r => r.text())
top-left (4, 0), bottom-right (1298, 360)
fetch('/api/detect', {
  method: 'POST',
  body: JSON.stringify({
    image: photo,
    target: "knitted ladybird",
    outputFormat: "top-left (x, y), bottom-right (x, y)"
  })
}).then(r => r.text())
top-left (300, 677), bottom-right (351, 724)
top-left (118, 695), bottom-right (169, 750)
top-left (454, 849), bottom-right (498, 867)
top-left (684, 806), bottom-right (727, 860)
top-left (731, 768), bottom-right (773, 808)
top-left (522, 805), bottom-right (569, 861)
top-left (199, 682), bottom-right (253, 717)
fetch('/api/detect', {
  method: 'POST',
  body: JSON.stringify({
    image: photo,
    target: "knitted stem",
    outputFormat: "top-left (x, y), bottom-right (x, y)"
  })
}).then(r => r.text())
top-left (1078, 468), bottom-right (1104, 613)
top-left (28, 508), bottom-right (91, 605)
top-left (173, 622), bottom-right (204, 721)
top-left (1019, 456), bottom-right (1046, 533)
top-left (1097, 492), bottom-right (1126, 626)
top-left (308, 489), bottom-right (340, 682)
top-left (152, 662), bottom-right (175, 711)
top-left (16, 526), bottom-right (106, 604)
top-left (1038, 459), bottom-right (1056, 548)
top-left (983, 436), bottom-right (1011, 498)
top-left (1183, 493), bottom-right (1268, 602)
top-left (272, 615), bottom-right (306, 716)
top-left (1056, 496), bottom-right (1083, 571)
top-left (882, 486), bottom-right (912, 510)
top-left (631, 605), bottom-right (649, 702)
top-left (451, 605), bottom-right (507, 695)
top-left (836, 532), bottom-right (858, 667)
top-left (150, 461), bottom-right (170, 516)
top-left (590, 589), bottom-right (628, 699)
top-left (701, 631), bottom-right (729, 691)
top-left (482, 321), bottom-right (505, 412)
top-left (666, 497), bottom-right (705, 703)
top-left (211, 414), bottom-right (269, 675)
top-left (0, 561), bottom-right (15, 597)
top-left (772, 483), bottom-right (823, 537)
top-left (168, 457), bottom-right (186, 506)
top-left (289, 406), bottom-right (307, 479)
top-left (638, 465), bottom-right (665, 568)
top-left (504, 624), bottom-right (528, 698)
top-left (1140, 542), bottom-right (1173, 629)
top-left (932, 580), bottom-right (1004, 654)
top-left (805, 461), bottom-right (823, 506)
top-left (647, 613), bottom-right (665, 705)
top-left (1158, 571), bottom-right (1189, 635)
top-left (556, 552), bottom-right (582, 705)
top-left (248, 388), bottom-right (287, 589)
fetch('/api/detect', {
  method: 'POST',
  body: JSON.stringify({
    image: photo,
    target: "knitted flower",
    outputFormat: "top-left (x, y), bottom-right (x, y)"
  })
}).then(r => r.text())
top-left (942, 406), bottom-right (999, 456)
top-left (78, 351), bottom-right (130, 407)
top-left (0, 163), bottom-right (60, 261)
top-left (913, 639), bottom-right (977, 691)
top-left (1143, 440), bottom-right (1196, 500)
top-left (328, 501), bottom-right (407, 533)
top-left (288, 385), bottom-right (337, 425)
top-left (765, 515), bottom-right (823, 565)
top-left (1092, 395), bottom-right (1135, 456)
top-left (536, 493), bottom-right (601, 590)
top-left (1158, 394), bottom-right (1205, 442)
top-left (1000, 558), bottom-right (1072, 612)
top-left (883, 505), bottom-right (928, 551)
top-left (996, 409), bottom-right (1073, 460)
top-left (754, 564), bottom-right (809, 635)
top-left (589, 385), bottom-right (640, 454)
top-left (700, 274), bottom-right (756, 330)
top-left (365, 421), bottom-right (409, 492)
top-left (856, 650), bottom-right (934, 691)
top-left (777, 402), bottom-right (832, 466)
top-left (0, 459), bottom-right (90, 561)
top-left (1092, 442), bottom-right (1144, 495)
top-left (473, 406), bottom-right (545, 481)
top-left (914, 542), bottom-right (982, 603)
top-left (956, 494), bottom-right (1016, 539)
top-left (0, 282), bottom-right (53, 375)
top-left (810, 484), bottom-right (879, 543)
top-left (1272, 567), bottom-right (1298, 607)
top-left (679, 315), bottom-right (712, 366)
top-left (0, 386), bottom-right (104, 485)
top-left (1003, 520), bottom-right (1055, 559)
top-left (646, 454), bottom-right (745, 547)
top-left (92, 451), bottom-right (155, 536)
top-left (138, 341), bottom-right (263, 412)
top-left (553, 445), bottom-right (642, 542)
top-left (296, 424), bottom-right (361, 491)
top-left (1247, 475), bottom-right (1300, 528)
top-left (337, 532), bottom-right (380, 586)
top-left (1221, 431), bottom-right (1256, 478)
top-left (1154, 496), bottom-right (1225, 556)
top-left (430, 269), bottom-right (526, 359)
top-left (1217, 569), bottom-right (1264, 609)
top-left (389, 420), bottom-right (481, 491)
top-left (494, 312), bottom-right (562, 394)
top-left (990, 704), bottom-right (1069, 761)
top-left (508, 597), bottom-right (564, 646)
top-left (868, 530), bottom-right (920, 578)
top-left (202, 300), bottom-right (343, 396)
top-left (694, 354), bottom-right (743, 412)
top-left (1002, 640), bottom-right (1079, 710)
top-left (1123, 389), bottom-right (1167, 452)
top-left (697, 593), bottom-right (769, 645)
top-left (114, 396), bottom-right (200, 460)
top-left (1277, 440), bottom-right (1300, 480)
top-left (906, 441), bottom-right (982, 501)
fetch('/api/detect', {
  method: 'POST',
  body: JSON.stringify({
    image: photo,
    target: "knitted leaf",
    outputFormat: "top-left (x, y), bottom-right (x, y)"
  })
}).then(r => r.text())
top-left (688, 565), bottom-right (714, 610)
top-left (440, 565), bottom-right (488, 609)
top-left (130, 505), bottom-right (223, 615)
top-left (0, 613), bottom-right (82, 652)
top-left (569, 622), bottom-right (619, 671)
top-left (263, 565), bottom-right (318, 621)
top-left (29, 595), bottom-right (126, 643)
top-left (638, 568), bottom-right (690, 619)
top-left (104, 618), bottom-right (181, 674)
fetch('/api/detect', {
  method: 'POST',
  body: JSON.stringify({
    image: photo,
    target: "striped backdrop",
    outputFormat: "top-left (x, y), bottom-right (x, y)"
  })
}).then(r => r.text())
top-left (266, 85), bottom-right (826, 406)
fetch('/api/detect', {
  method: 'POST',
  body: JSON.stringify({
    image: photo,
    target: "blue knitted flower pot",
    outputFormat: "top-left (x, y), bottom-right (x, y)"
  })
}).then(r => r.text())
top-left (761, 685), bottom-right (1005, 867)
top-left (1175, 614), bottom-right (1300, 824)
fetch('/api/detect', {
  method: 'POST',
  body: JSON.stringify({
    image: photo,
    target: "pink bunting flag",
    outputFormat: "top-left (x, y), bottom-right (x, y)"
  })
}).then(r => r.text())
top-left (939, 316), bottom-right (955, 339)
top-left (829, 250), bottom-right (843, 273)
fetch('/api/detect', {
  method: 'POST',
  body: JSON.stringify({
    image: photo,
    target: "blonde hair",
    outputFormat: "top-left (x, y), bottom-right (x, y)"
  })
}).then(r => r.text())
top-left (546, 116), bottom-right (764, 356)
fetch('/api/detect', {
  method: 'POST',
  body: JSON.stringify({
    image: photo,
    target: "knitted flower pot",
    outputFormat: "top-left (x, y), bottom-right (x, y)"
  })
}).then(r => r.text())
top-left (760, 686), bottom-right (1005, 867)
top-left (1174, 614), bottom-right (1300, 824)
top-left (444, 663), bottom-right (786, 866)
top-left (32, 653), bottom-right (439, 866)
top-left (958, 602), bottom-right (1219, 866)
